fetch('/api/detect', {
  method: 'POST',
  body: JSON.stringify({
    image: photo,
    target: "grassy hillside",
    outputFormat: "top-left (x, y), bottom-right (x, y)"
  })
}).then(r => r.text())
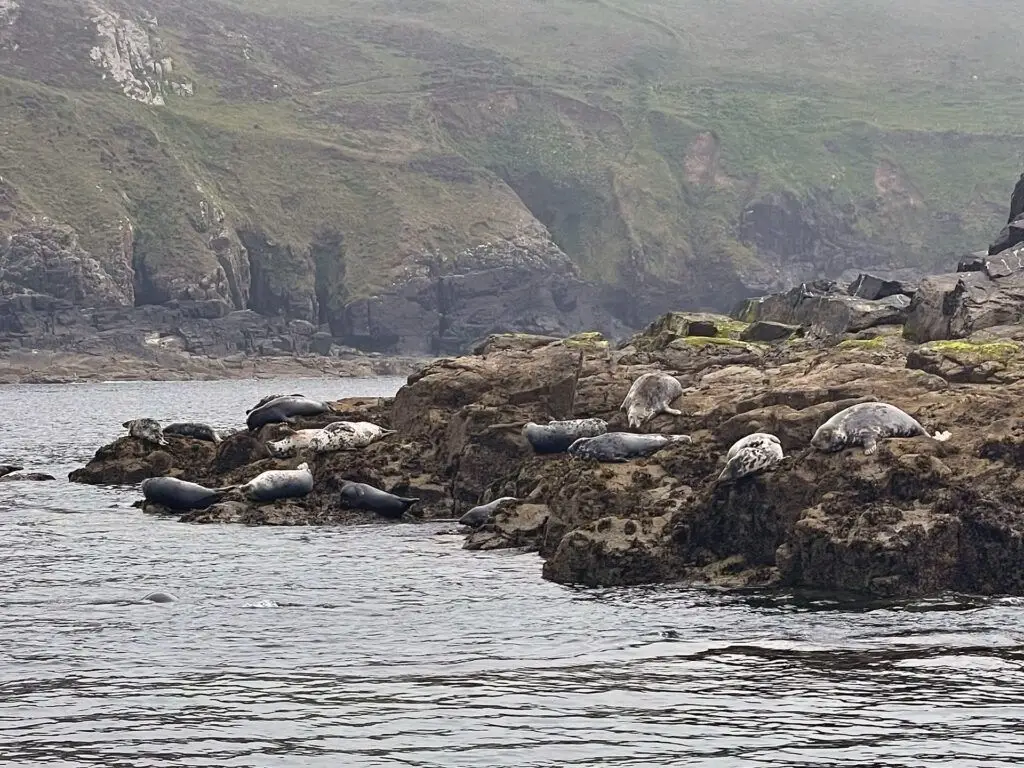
top-left (1, 0), bottom-right (1023, 325)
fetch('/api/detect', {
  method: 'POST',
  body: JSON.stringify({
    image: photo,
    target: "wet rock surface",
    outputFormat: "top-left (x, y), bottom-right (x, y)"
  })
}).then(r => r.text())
top-left (66, 302), bottom-right (1024, 598)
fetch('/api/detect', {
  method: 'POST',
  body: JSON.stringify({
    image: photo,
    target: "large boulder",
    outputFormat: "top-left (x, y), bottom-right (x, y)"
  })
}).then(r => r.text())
top-left (903, 270), bottom-right (1024, 343)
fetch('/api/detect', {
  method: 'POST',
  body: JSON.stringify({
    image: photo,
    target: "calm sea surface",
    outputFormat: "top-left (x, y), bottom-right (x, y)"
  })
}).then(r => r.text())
top-left (1, 377), bottom-right (1023, 767)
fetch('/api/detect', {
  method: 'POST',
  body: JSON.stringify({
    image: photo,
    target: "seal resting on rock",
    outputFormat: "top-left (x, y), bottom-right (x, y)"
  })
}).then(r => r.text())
top-left (718, 432), bottom-right (784, 482)
top-left (246, 396), bottom-right (332, 431)
top-left (141, 476), bottom-right (224, 511)
top-left (163, 423), bottom-right (221, 443)
top-left (811, 402), bottom-right (952, 456)
top-left (621, 372), bottom-right (684, 428)
top-left (568, 432), bottom-right (691, 462)
top-left (307, 421), bottom-right (394, 453)
top-left (0, 464), bottom-right (24, 477)
top-left (238, 462), bottom-right (314, 502)
top-left (246, 393), bottom-right (305, 414)
top-left (459, 496), bottom-right (518, 528)
top-left (339, 481), bottom-right (419, 519)
top-left (266, 428), bottom-right (324, 458)
top-left (123, 418), bottom-right (168, 447)
top-left (523, 418), bottom-right (608, 454)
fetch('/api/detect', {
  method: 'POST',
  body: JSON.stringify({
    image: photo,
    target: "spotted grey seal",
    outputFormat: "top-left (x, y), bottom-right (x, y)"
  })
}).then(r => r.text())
top-left (621, 372), bottom-right (684, 429)
top-left (568, 432), bottom-right (691, 462)
top-left (459, 496), bottom-right (518, 528)
top-left (238, 462), bottom-right (314, 502)
top-left (246, 396), bottom-right (332, 431)
top-left (0, 464), bottom-right (24, 477)
top-left (718, 432), bottom-right (784, 482)
top-left (141, 476), bottom-right (224, 511)
top-left (308, 421), bottom-right (394, 453)
top-left (266, 428), bottom-right (323, 458)
top-left (523, 418), bottom-right (608, 454)
top-left (123, 418), bottom-right (168, 447)
top-left (811, 402), bottom-right (951, 456)
top-left (339, 481), bottom-right (419, 519)
top-left (163, 422), bottom-right (221, 443)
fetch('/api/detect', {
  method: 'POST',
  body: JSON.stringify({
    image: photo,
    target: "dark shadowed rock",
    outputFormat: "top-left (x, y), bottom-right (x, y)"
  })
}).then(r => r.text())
top-left (739, 320), bottom-right (803, 343)
top-left (734, 284), bottom-right (911, 337)
top-left (845, 272), bottom-right (916, 301)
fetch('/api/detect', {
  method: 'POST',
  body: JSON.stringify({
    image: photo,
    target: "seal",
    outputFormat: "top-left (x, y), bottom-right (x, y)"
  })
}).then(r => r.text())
top-left (238, 462), bottom-right (314, 502)
top-left (246, 396), bottom-right (332, 431)
top-left (621, 372), bottom-right (684, 429)
top-left (307, 421), bottom-right (395, 453)
top-left (0, 472), bottom-right (56, 482)
top-left (567, 432), bottom-right (691, 462)
top-left (141, 476), bottom-right (224, 511)
top-left (0, 464), bottom-right (24, 477)
top-left (718, 432), bottom-right (784, 482)
top-left (163, 422), bottom-right (222, 443)
top-left (141, 591), bottom-right (178, 603)
top-left (266, 428), bottom-right (323, 458)
top-left (523, 418), bottom-right (608, 454)
top-left (459, 496), bottom-right (518, 528)
top-left (810, 402), bottom-right (952, 455)
top-left (246, 393), bottom-right (305, 414)
top-left (123, 418), bottom-right (168, 447)
top-left (339, 481), bottom-right (419, 519)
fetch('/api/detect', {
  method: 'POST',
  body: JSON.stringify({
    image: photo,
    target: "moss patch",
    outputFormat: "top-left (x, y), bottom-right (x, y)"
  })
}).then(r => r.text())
top-left (920, 340), bottom-right (1022, 362)
top-left (837, 337), bottom-right (888, 350)
top-left (563, 331), bottom-right (609, 350)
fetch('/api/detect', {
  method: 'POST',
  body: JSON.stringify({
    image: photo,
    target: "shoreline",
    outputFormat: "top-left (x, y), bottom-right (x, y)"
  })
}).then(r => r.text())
top-left (0, 350), bottom-right (433, 385)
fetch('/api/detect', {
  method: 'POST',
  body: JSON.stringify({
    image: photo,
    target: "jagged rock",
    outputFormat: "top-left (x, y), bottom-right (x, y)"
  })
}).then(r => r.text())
top-left (734, 284), bottom-right (911, 337)
top-left (903, 270), bottom-right (1024, 343)
top-left (845, 272), bottom-right (916, 300)
top-left (68, 435), bottom-right (217, 485)
top-left (988, 214), bottom-right (1024, 257)
top-left (1, 226), bottom-right (130, 305)
top-left (739, 320), bottom-right (802, 342)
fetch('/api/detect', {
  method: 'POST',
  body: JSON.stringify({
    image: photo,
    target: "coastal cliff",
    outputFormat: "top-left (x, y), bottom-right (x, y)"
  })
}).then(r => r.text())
top-left (3, 0), bottom-right (1024, 356)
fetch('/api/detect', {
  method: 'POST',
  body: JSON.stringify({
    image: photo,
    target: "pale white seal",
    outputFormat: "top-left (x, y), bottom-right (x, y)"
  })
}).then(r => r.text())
top-left (811, 402), bottom-right (951, 456)
top-left (238, 462), bottom-right (314, 502)
top-left (265, 429), bottom-right (324, 458)
top-left (621, 372), bottom-right (683, 429)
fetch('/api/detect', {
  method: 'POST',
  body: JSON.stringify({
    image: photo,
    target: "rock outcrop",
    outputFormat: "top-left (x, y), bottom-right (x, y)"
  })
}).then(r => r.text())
top-left (68, 294), bottom-right (1024, 598)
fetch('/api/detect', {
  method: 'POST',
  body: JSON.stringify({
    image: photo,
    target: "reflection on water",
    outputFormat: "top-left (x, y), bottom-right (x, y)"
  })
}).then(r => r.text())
top-left (2, 377), bottom-right (1024, 766)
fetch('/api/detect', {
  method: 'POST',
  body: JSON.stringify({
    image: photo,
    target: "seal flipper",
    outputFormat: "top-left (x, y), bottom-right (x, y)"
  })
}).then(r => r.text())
top-left (862, 434), bottom-right (879, 455)
top-left (933, 430), bottom-right (952, 442)
top-left (664, 407), bottom-right (683, 416)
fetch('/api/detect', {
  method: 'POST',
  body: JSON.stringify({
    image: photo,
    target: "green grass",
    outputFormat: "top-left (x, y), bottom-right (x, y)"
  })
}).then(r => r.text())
top-left (2, 0), bottom-right (1023, 311)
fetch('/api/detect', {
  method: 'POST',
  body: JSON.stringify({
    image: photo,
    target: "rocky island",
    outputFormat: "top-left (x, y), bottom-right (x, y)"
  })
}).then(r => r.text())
top-left (69, 188), bottom-right (1024, 598)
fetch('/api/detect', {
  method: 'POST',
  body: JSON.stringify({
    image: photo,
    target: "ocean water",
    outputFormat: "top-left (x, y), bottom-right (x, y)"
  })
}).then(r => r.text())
top-left (1, 377), bottom-right (1023, 767)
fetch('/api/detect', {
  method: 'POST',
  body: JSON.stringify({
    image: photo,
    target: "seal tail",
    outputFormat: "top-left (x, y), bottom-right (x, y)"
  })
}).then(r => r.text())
top-left (932, 430), bottom-right (952, 442)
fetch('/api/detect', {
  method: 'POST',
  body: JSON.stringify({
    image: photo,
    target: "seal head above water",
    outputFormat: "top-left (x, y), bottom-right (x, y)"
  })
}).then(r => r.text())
top-left (621, 372), bottom-right (684, 429)
top-left (567, 432), bottom-right (691, 462)
top-left (811, 402), bottom-right (951, 456)
top-left (523, 418), bottom-right (608, 454)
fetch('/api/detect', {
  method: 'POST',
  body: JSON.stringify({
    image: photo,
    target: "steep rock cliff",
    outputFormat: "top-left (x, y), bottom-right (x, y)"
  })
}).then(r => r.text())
top-left (1, 0), bottom-right (1022, 353)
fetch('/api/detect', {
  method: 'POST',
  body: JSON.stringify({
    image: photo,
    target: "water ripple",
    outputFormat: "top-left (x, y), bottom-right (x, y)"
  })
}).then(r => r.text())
top-left (2, 377), bottom-right (1024, 766)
